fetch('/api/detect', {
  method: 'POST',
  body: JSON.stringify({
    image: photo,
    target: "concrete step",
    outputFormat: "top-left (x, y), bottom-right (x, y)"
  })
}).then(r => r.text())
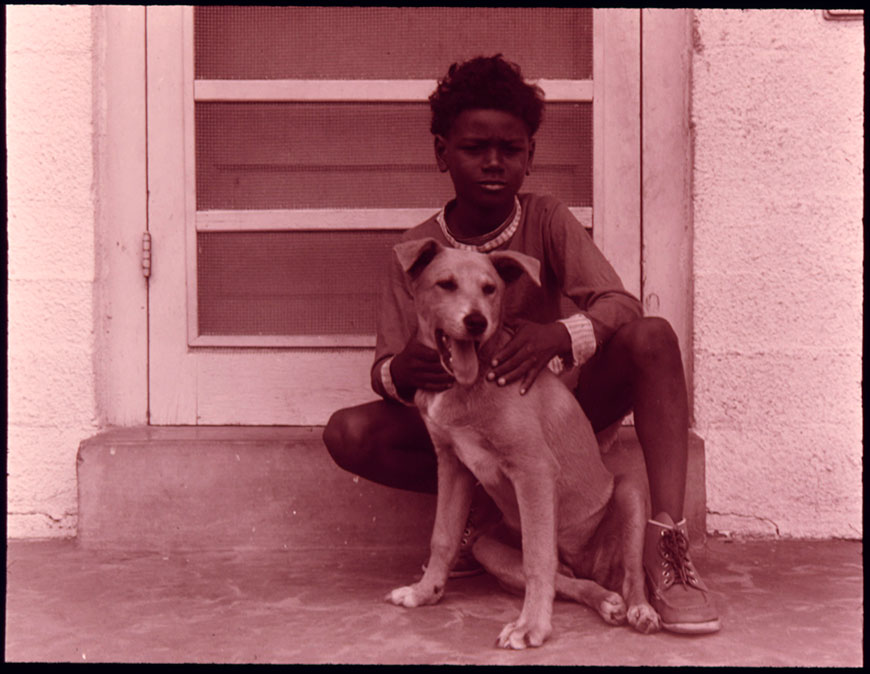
top-left (76, 426), bottom-right (706, 551)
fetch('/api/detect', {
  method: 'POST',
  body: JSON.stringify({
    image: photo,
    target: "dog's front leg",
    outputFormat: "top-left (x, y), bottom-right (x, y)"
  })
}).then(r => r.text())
top-left (496, 471), bottom-right (558, 649)
top-left (386, 448), bottom-right (475, 608)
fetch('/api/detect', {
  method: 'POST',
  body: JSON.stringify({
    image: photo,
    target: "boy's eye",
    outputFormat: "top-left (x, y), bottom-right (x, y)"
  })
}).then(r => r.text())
top-left (482, 283), bottom-right (497, 296)
top-left (437, 279), bottom-right (458, 291)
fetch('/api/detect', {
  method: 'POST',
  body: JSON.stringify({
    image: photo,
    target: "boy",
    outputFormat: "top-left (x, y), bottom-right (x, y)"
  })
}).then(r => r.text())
top-left (323, 55), bottom-right (720, 635)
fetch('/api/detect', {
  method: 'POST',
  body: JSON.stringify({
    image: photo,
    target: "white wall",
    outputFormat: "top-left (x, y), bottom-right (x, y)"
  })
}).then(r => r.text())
top-left (692, 9), bottom-right (863, 538)
top-left (6, 5), bottom-right (98, 537)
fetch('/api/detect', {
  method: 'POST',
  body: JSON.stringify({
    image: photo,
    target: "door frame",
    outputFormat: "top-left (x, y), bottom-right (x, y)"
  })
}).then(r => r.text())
top-left (93, 5), bottom-right (149, 426)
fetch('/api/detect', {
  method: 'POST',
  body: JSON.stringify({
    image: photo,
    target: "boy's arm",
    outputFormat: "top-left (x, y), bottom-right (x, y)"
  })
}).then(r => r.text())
top-left (371, 252), bottom-right (418, 402)
top-left (546, 200), bottom-right (644, 367)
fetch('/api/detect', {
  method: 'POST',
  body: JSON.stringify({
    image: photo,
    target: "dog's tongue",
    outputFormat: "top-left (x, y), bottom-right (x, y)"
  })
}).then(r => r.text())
top-left (451, 339), bottom-right (479, 386)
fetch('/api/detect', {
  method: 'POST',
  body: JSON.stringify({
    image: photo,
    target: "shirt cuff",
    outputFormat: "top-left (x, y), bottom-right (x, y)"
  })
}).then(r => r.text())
top-left (381, 357), bottom-right (416, 406)
top-left (557, 313), bottom-right (598, 368)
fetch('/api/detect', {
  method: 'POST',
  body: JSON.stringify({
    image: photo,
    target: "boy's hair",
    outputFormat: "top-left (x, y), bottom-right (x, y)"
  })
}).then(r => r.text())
top-left (429, 54), bottom-right (545, 138)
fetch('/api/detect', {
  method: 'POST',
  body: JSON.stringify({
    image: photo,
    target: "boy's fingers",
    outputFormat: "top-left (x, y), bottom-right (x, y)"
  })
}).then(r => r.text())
top-left (421, 374), bottom-right (454, 391)
top-left (417, 351), bottom-right (444, 364)
top-left (489, 357), bottom-right (533, 387)
top-left (423, 382), bottom-right (452, 392)
top-left (423, 366), bottom-right (455, 382)
top-left (519, 362), bottom-right (546, 395)
top-left (489, 352), bottom-right (550, 392)
top-left (413, 372), bottom-right (451, 392)
top-left (490, 335), bottom-right (526, 368)
top-left (490, 346), bottom-right (534, 380)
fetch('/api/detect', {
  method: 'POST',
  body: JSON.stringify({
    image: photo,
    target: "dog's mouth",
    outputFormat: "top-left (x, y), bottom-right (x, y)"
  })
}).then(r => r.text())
top-left (435, 328), bottom-right (480, 386)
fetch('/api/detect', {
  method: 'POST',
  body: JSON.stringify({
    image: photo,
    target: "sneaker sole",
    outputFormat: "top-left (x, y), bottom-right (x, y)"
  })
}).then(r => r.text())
top-left (661, 618), bottom-right (721, 635)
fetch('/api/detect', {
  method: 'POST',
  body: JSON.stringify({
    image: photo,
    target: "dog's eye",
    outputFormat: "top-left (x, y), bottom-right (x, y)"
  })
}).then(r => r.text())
top-left (482, 283), bottom-right (497, 295)
top-left (437, 279), bottom-right (458, 292)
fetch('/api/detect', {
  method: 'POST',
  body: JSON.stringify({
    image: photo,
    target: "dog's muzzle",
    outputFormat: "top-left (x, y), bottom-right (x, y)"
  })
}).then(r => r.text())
top-left (435, 322), bottom-right (485, 387)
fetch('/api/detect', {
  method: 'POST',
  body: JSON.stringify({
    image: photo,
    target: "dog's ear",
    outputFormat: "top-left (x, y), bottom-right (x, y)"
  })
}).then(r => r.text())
top-left (489, 250), bottom-right (542, 287)
top-left (393, 238), bottom-right (444, 281)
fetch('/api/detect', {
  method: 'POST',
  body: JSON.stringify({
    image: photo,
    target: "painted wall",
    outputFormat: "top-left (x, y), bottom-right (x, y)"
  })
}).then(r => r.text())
top-left (5, 7), bottom-right (863, 540)
top-left (691, 9), bottom-right (863, 538)
top-left (6, 5), bottom-right (98, 537)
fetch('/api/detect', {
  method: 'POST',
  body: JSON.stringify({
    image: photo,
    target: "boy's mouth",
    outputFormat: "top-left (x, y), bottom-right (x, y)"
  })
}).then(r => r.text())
top-left (435, 328), bottom-right (480, 386)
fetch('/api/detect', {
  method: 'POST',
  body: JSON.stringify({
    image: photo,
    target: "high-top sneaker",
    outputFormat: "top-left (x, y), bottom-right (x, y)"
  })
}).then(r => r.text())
top-left (644, 512), bottom-right (721, 634)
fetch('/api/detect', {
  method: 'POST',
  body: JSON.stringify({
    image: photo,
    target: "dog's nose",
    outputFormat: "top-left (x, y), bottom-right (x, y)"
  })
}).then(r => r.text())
top-left (464, 312), bottom-right (488, 337)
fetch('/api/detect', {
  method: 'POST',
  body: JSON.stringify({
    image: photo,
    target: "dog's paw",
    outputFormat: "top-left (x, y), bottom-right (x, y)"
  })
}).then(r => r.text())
top-left (496, 617), bottom-right (552, 650)
top-left (627, 602), bottom-right (661, 634)
top-left (597, 592), bottom-right (627, 625)
top-left (385, 583), bottom-right (442, 608)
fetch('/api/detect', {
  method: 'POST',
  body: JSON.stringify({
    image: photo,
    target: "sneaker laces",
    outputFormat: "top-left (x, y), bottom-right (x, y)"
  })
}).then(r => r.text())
top-left (658, 527), bottom-right (699, 589)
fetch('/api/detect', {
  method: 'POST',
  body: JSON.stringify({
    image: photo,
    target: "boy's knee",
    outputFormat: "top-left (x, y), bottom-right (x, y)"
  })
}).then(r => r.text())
top-left (322, 410), bottom-right (342, 453)
top-left (621, 317), bottom-right (681, 369)
top-left (322, 407), bottom-right (367, 471)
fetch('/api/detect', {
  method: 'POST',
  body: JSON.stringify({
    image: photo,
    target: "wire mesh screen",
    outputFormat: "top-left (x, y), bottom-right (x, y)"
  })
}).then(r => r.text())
top-left (195, 7), bottom-right (592, 80)
top-left (196, 102), bottom-right (592, 210)
top-left (192, 7), bottom-right (594, 339)
top-left (197, 230), bottom-right (403, 336)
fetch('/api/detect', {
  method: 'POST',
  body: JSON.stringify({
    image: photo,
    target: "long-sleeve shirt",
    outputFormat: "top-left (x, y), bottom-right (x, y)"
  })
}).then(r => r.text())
top-left (372, 192), bottom-right (644, 402)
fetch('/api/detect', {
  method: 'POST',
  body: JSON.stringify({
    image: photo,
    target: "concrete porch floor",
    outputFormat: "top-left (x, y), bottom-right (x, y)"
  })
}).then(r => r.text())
top-left (4, 536), bottom-right (863, 666)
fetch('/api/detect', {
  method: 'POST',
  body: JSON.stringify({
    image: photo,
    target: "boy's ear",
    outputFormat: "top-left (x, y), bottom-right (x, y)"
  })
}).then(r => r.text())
top-left (434, 135), bottom-right (449, 173)
top-left (488, 250), bottom-right (541, 287)
top-left (394, 238), bottom-right (444, 280)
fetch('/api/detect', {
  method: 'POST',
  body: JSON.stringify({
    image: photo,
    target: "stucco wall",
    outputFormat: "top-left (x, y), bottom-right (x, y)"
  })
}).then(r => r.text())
top-left (6, 5), bottom-right (98, 537)
top-left (692, 9), bottom-right (863, 538)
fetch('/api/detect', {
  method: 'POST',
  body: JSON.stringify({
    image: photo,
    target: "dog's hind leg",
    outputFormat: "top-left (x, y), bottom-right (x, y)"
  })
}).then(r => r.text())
top-left (473, 534), bottom-right (628, 627)
top-left (611, 474), bottom-right (661, 634)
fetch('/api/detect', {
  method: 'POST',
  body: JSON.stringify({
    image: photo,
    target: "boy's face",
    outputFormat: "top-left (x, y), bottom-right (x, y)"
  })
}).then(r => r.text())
top-left (435, 109), bottom-right (535, 216)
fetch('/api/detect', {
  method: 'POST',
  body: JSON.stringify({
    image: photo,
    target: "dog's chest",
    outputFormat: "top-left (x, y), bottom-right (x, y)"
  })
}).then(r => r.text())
top-left (415, 386), bottom-right (489, 429)
top-left (416, 388), bottom-right (507, 487)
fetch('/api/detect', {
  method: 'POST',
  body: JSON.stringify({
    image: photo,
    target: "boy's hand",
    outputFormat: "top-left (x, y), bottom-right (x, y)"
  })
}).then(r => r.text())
top-left (487, 320), bottom-right (571, 395)
top-left (390, 337), bottom-right (455, 400)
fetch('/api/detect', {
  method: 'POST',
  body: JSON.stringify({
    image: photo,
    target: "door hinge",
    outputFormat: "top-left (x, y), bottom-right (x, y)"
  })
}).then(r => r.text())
top-left (142, 231), bottom-right (152, 278)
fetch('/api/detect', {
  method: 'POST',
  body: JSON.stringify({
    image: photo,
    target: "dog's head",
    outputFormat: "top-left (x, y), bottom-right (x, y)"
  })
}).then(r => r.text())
top-left (394, 238), bottom-right (541, 386)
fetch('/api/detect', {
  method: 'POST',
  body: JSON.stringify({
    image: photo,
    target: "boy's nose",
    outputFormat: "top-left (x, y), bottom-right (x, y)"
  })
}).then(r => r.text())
top-left (483, 149), bottom-right (502, 168)
top-left (463, 312), bottom-right (488, 337)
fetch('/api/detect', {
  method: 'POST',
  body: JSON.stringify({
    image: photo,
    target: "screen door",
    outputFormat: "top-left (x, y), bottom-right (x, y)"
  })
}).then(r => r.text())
top-left (146, 7), bottom-right (640, 424)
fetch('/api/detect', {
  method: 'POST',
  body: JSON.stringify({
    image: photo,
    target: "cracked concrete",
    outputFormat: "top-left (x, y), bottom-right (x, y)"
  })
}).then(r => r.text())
top-left (7, 511), bottom-right (78, 534)
top-left (708, 511), bottom-right (782, 537)
top-left (8, 511), bottom-right (73, 524)
top-left (4, 536), bottom-right (863, 665)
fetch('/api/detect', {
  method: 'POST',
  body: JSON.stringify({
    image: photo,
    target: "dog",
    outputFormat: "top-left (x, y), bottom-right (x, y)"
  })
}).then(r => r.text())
top-left (384, 237), bottom-right (661, 649)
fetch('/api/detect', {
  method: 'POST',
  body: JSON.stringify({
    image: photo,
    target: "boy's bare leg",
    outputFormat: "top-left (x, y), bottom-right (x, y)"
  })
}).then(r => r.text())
top-left (574, 316), bottom-right (687, 519)
top-left (323, 400), bottom-right (438, 494)
top-left (574, 316), bottom-right (719, 633)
